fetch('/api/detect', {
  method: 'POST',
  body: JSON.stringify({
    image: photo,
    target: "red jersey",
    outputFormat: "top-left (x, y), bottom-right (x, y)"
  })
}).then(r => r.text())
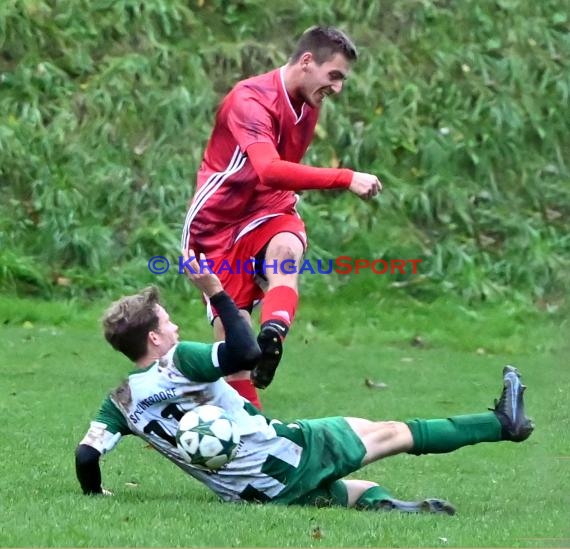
top-left (182, 67), bottom-right (319, 255)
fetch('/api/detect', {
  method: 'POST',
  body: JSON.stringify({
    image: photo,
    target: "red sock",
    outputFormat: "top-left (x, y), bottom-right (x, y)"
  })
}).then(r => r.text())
top-left (227, 379), bottom-right (262, 409)
top-left (260, 286), bottom-right (299, 335)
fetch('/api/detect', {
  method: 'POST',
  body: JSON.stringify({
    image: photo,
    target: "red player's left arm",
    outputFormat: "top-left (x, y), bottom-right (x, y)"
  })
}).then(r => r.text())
top-left (247, 142), bottom-right (353, 191)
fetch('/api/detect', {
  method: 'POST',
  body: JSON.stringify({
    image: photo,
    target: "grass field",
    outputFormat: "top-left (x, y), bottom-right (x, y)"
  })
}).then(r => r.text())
top-left (0, 289), bottom-right (568, 548)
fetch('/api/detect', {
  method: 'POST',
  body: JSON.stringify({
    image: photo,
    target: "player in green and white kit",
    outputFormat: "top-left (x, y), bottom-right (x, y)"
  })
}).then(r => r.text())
top-left (76, 252), bottom-right (534, 513)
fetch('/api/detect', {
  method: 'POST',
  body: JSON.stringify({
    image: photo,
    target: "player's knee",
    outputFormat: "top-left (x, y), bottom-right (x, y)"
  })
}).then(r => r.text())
top-left (270, 244), bottom-right (301, 263)
top-left (266, 233), bottom-right (304, 262)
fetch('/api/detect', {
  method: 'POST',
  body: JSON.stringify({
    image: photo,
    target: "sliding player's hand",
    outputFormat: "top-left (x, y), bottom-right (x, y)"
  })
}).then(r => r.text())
top-left (181, 249), bottom-right (224, 298)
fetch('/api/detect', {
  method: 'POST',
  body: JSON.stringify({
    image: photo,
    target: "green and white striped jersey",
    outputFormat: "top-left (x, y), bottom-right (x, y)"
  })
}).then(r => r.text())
top-left (81, 341), bottom-right (307, 502)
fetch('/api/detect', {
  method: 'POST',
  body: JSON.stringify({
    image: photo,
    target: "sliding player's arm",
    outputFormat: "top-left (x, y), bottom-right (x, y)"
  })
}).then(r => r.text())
top-left (173, 290), bottom-right (261, 381)
top-left (178, 251), bottom-right (261, 382)
top-left (75, 398), bottom-right (130, 495)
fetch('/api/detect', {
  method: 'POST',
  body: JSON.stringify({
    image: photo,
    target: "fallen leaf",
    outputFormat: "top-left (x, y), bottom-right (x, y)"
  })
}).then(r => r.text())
top-left (411, 335), bottom-right (425, 347)
top-left (546, 208), bottom-right (562, 221)
top-left (390, 275), bottom-right (429, 288)
top-left (329, 152), bottom-right (340, 168)
top-left (311, 526), bottom-right (323, 540)
top-left (478, 233), bottom-right (496, 248)
top-left (365, 378), bottom-right (388, 390)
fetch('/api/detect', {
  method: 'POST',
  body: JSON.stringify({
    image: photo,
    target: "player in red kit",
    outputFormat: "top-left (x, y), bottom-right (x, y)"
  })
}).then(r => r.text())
top-left (181, 26), bottom-right (382, 408)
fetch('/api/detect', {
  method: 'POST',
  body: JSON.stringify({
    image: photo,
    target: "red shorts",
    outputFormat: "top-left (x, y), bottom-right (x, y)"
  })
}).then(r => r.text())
top-left (204, 214), bottom-right (307, 321)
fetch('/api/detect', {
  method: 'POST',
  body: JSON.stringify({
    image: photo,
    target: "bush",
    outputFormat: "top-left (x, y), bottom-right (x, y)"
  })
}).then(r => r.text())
top-left (1, 0), bottom-right (568, 302)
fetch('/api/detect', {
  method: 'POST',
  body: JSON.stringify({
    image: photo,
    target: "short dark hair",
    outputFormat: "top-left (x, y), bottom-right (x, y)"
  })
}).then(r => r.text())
top-left (102, 286), bottom-right (161, 362)
top-left (290, 26), bottom-right (358, 64)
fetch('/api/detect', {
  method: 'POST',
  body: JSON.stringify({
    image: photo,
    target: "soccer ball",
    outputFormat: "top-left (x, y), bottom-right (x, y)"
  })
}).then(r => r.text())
top-left (176, 405), bottom-right (240, 470)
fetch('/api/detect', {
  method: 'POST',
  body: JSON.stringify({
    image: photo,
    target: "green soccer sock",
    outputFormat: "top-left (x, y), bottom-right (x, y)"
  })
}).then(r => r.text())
top-left (405, 412), bottom-right (502, 455)
top-left (354, 485), bottom-right (394, 510)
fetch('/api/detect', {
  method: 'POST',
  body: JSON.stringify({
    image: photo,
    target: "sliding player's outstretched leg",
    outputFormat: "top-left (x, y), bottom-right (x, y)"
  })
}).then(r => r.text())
top-left (355, 487), bottom-right (456, 515)
top-left (489, 365), bottom-right (534, 442)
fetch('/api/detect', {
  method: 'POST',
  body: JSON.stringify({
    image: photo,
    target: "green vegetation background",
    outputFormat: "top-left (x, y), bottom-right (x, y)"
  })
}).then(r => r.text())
top-left (1, 0), bottom-right (569, 303)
